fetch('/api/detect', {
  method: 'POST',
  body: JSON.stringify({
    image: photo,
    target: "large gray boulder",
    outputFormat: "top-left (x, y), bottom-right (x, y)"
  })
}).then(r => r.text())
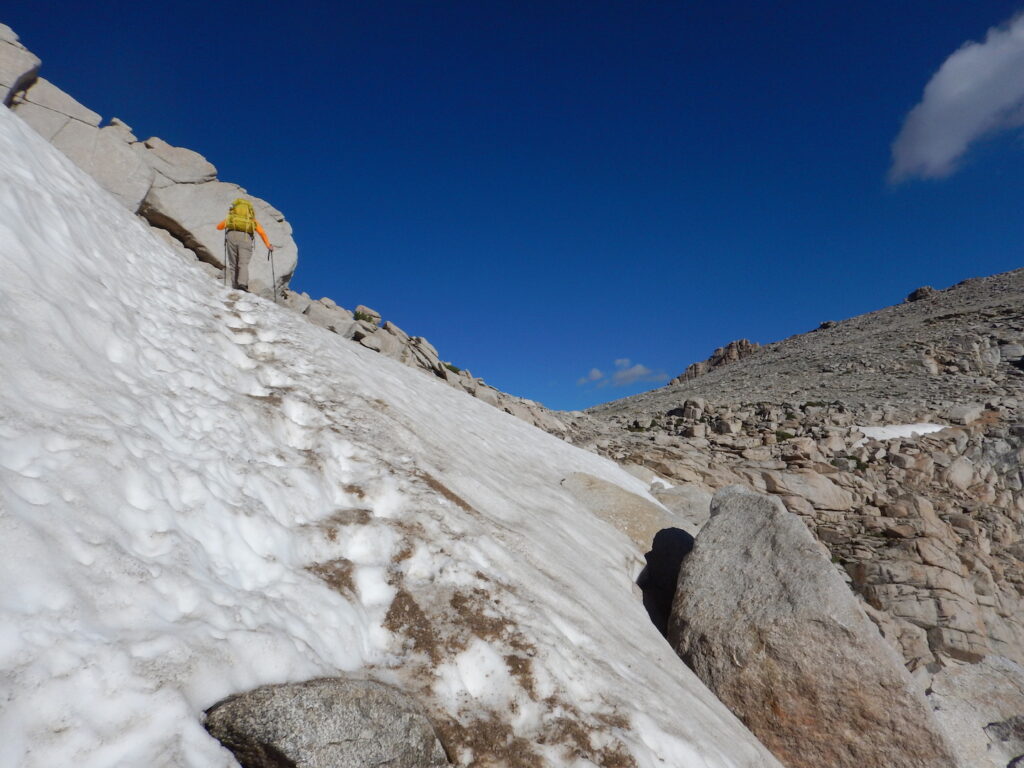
top-left (204, 678), bottom-right (450, 768)
top-left (12, 79), bottom-right (155, 211)
top-left (62, 122), bottom-right (155, 212)
top-left (139, 179), bottom-right (297, 298)
top-left (141, 135), bottom-right (217, 186)
top-left (304, 298), bottom-right (358, 337)
top-left (0, 24), bottom-right (39, 106)
top-left (669, 485), bottom-right (958, 768)
top-left (10, 76), bottom-right (100, 139)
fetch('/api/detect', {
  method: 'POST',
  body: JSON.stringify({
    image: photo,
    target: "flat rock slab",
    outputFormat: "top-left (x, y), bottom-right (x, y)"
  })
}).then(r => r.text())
top-left (205, 678), bottom-right (450, 768)
top-left (561, 471), bottom-right (675, 551)
top-left (669, 485), bottom-right (958, 768)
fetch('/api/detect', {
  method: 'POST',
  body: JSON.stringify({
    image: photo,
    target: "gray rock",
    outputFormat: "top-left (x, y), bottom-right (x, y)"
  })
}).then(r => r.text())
top-left (204, 678), bottom-right (450, 768)
top-left (946, 403), bottom-right (984, 425)
top-left (14, 81), bottom-right (155, 211)
top-left (0, 24), bottom-right (40, 106)
top-left (75, 126), bottom-right (155, 211)
top-left (6, 26), bottom-right (306, 305)
top-left (141, 136), bottom-right (217, 186)
top-left (360, 328), bottom-right (406, 358)
top-left (282, 290), bottom-right (313, 314)
top-left (409, 337), bottom-right (441, 372)
top-left (383, 320), bottom-right (410, 343)
top-left (1001, 343), bottom-right (1024, 362)
top-left (761, 468), bottom-right (854, 510)
top-left (669, 485), bottom-right (958, 768)
top-left (11, 77), bottom-right (100, 141)
top-left (305, 300), bottom-right (357, 337)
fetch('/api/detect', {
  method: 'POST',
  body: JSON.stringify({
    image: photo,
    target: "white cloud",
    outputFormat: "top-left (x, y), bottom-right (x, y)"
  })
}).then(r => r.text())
top-left (611, 363), bottom-right (667, 387)
top-left (890, 13), bottom-right (1024, 182)
top-left (577, 359), bottom-right (668, 388)
top-left (576, 368), bottom-right (605, 386)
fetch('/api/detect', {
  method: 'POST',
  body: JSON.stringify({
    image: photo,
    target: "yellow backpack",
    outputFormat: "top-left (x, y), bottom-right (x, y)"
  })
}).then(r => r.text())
top-left (225, 198), bottom-right (256, 234)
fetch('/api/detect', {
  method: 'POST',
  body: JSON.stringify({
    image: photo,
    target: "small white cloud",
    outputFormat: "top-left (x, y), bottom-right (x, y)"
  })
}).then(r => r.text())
top-left (890, 12), bottom-right (1024, 182)
top-left (576, 368), bottom-right (605, 386)
top-left (611, 363), bottom-right (668, 387)
top-left (578, 359), bottom-right (668, 388)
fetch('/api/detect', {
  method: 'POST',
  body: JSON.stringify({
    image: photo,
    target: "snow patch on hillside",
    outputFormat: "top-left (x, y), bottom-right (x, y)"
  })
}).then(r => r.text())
top-left (857, 423), bottom-right (947, 442)
top-left (0, 106), bottom-right (778, 767)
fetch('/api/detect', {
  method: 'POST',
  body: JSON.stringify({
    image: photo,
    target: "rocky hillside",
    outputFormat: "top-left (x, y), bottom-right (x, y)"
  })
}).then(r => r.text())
top-left (567, 269), bottom-right (1024, 768)
top-left (594, 270), bottom-right (1024, 421)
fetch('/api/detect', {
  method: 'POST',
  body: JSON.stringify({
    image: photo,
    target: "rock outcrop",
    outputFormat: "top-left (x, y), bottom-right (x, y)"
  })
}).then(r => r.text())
top-left (670, 485), bottom-right (959, 768)
top-left (6, 40), bottom-right (297, 299)
top-left (281, 291), bottom-right (571, 433)
top-left (670, 339), bottom-right (760, 384)
top-left (907, 285), bottom-right (937, 302)
top-left (205, 678), bottom-right (450, 768)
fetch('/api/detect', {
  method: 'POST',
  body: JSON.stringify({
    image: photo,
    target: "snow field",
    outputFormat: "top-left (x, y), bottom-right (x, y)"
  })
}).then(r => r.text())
top-left (0, 106), bottom-right (778, 767)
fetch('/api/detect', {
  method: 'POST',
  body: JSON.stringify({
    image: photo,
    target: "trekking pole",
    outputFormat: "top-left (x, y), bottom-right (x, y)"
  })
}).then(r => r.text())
top-left (223, 233), bottom-right (230, 288)
top-left (268, 244), bottom-right (277, 304)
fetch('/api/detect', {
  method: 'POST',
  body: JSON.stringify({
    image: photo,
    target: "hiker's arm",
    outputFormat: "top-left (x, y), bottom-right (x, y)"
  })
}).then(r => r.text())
top-left (255, 223), bottom-right (272, 250)
top-left (216, 219), bottom-right (226, 231)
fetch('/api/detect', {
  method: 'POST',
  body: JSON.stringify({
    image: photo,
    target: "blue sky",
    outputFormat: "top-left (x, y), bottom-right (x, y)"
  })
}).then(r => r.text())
top-left (8, 2), bottom-right (1024, 410)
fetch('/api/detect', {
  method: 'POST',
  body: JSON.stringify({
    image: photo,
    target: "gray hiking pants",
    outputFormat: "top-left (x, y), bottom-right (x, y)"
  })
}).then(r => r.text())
top-left (224, 229), bottom-right (254, 290)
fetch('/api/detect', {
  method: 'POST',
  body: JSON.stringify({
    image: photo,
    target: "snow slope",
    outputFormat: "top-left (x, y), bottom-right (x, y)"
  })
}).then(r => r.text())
top-left (0, 106), bottom-right (779, 767)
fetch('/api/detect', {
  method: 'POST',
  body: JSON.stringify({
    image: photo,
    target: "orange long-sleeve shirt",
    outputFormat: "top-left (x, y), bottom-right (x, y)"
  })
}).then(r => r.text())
top-left (217, 218), bottom-right (272, 250)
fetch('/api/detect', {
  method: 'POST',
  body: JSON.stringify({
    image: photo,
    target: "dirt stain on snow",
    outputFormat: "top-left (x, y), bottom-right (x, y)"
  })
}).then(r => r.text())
top-left (413, 469), bottom-right (476, 513)
top-left (307, 558), bottom-right (356, 596)
top-left (384, 589), bottom-right (444, 664)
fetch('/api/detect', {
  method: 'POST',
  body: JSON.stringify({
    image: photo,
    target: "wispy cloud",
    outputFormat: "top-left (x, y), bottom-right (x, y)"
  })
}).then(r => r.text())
top-left (890, 13), bottom-right (1024, 182)
top-left (610, 360), bottom-right (667, 387)
top-left (576, 358), bottom-right (668, 388)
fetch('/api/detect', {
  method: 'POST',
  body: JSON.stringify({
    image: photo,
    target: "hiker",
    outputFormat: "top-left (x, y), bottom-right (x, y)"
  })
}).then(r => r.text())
top-left (216, 198), bottom-right (273, 292)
